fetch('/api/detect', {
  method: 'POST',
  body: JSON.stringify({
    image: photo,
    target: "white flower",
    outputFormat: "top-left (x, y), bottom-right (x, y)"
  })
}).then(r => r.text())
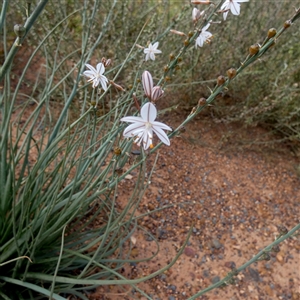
top-left (220, 0), bottom-right (249, 21)
top-left (121, 102), bottom-right (172, 150)
top-left (195, 23), bottom-right (212, 47)
top-left (83, 62), bottom-right (108, 90)
top-left (143, 42), bottom-right (162, 61)
top-left (142, 70), bottom-right (164, 101)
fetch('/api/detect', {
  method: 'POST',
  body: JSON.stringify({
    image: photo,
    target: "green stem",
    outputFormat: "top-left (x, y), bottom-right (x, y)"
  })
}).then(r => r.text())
top-left (0, 0), bottom-right (8, 33)
top-left (0, 0), bottom-right (49, 82)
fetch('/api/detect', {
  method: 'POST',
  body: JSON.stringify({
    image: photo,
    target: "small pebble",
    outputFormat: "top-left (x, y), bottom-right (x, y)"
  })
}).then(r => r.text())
top-left (248, 267), bottom-right (260, 282)
top-left (212, 238), bottom-right (223, 249)
top-left (184, 247), bottom-right (195, 257)
top-left (211, 276), bottom-right (221, 284)
top-left (167, 285), bottom-right (177, 292)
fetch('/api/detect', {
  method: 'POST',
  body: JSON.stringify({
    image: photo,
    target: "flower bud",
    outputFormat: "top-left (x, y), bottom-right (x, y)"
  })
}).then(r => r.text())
top-left (165, 76), bottom-right (171, 81)
top-left (192, 8), bottom-right (203, 22)
top-left (191, 0), bottom-right (211, 4)
top-left (267, 28), bottom-right (276, 38)
top-left (14, 24), bottom-right (26, 38)
top-left (249, 43), bottom-right (260, 56)
top-left (184, 39), bottom-right (190, 46)
top-left (198, 97), bottom-right (206, 106)
top-left (170, 29), bottom-right (186, 37)
top-left (105, 58), bottom-right (111, 67)
top-left (227, 68), bottom-right (236, 79)
top-left (151, 86), bottom-right (164, 101)
top-left (188, 31), bottom-right (194, 38)
top-left (109, 80), bottom-right (125, 91)
top-left (284, 20), bottom-right (292, 28)
top-left (164, 65), bottom-right (169, 72)
top-left (90, 101), bottom-right (96, 107)
top-left (217, 75), bottom-right (225, 86)
top-left (142, 70), bottom-right (153, 99)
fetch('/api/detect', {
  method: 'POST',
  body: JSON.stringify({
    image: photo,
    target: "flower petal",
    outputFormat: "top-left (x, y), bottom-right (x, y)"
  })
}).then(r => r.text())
top-left (140, 102), bottom-right (157, 122)
top-left (202, 23), bottom-right (210, 31)
top-left (120, 116), bottom-right (145, 124)
top-left (83, 70), bottom-right (96, 78)
top-left (223, 10), bottom-right (229, 20)
top-left (152, 121), bottom-right (172, 131)
top-left (152, 42), bottom-right (159, 49)
top-left (85, 63), bottom-right (97, 73)
top-left (152, 126), bottom-right (170, 146)
top-left (123, 123), bottom-right (146, 137)
top-left (99, 75), bottom-right (108, 90)
top-left (230, 2), bottom-right (240, 15)
top-left (149, 52), bottom-right (156, 61)
top-left (96, 63), bottom-right (105, 75)
top-left (142, 129), bottom-right (152, 150)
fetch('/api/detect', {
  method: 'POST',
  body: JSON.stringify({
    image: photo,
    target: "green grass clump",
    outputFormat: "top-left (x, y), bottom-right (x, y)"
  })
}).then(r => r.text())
top-left (0, 0), bottom-right (299, 299)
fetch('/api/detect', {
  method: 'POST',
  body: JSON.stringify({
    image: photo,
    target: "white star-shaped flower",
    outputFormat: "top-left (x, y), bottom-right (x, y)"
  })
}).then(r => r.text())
top-left (143, 42), bottom-right (162, 61)
top-left (195, 23), bottom-right (212, 48)
top-left (221, 0), bottom-right (249, 21)
top-left (83, 62), bottom-right (108, 90)
top-left (121, 102), bottom-right (172, 150)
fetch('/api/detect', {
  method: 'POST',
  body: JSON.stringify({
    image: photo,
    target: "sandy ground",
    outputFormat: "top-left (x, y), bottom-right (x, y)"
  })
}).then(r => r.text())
top-left (90, 112), bottom-right (300, 300)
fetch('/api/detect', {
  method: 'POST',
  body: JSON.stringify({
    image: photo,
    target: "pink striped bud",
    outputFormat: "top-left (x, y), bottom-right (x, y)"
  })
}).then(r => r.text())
top-left (142, 70), bottom-right (153, 99)
top-left (192, 8), bottom-right (204, 22)
top-left (151, 86), bottom-right (164, 101)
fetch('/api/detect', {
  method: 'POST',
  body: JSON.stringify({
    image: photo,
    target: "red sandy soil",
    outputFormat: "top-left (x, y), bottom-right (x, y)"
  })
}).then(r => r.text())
top-left (88, 111), bottom-right (300, 300)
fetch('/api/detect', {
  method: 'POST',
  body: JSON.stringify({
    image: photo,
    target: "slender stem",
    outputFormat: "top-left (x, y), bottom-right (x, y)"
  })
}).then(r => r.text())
top-left (0, 0), bottom-right (49, 82)
top-left (0, 0), bottom-right (8, 33)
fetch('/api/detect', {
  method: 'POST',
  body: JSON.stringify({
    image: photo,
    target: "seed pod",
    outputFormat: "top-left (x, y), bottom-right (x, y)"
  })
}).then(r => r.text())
top-left (198, 97), bottom-right (206, 106)
top-left (271, 245), bottom-right (280, 253)
top-left (164, 65), bottom-right (169, 72)
top-left (188, 31), bottom-right (194, 38)
top-left (115, 167), bottom-right (123, 175)
top-left (217, 75), bottom-right (225, 86)
top-left (284, 20), bottom-right (292, 28)
top-left (14, 24), bottom-right (26, 38)
top-left (277, 224), bottom-right (288, 235)
top-left (90, 101), bottom-right (96, 107)
top-left (267, 28), bottom-right (277, 38)
top-left (114, 147), bottom-right (122, 156)
top-left (165, 76), bottom-right (171, 82)
top-left (249, 43), bottom-right (260, 55)
top-left (227, 68), bottom-right (236, 79)
top-left (184, 39), bottom-right (190, 46)
top-left (169, 53), bottom-right (175, 60)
